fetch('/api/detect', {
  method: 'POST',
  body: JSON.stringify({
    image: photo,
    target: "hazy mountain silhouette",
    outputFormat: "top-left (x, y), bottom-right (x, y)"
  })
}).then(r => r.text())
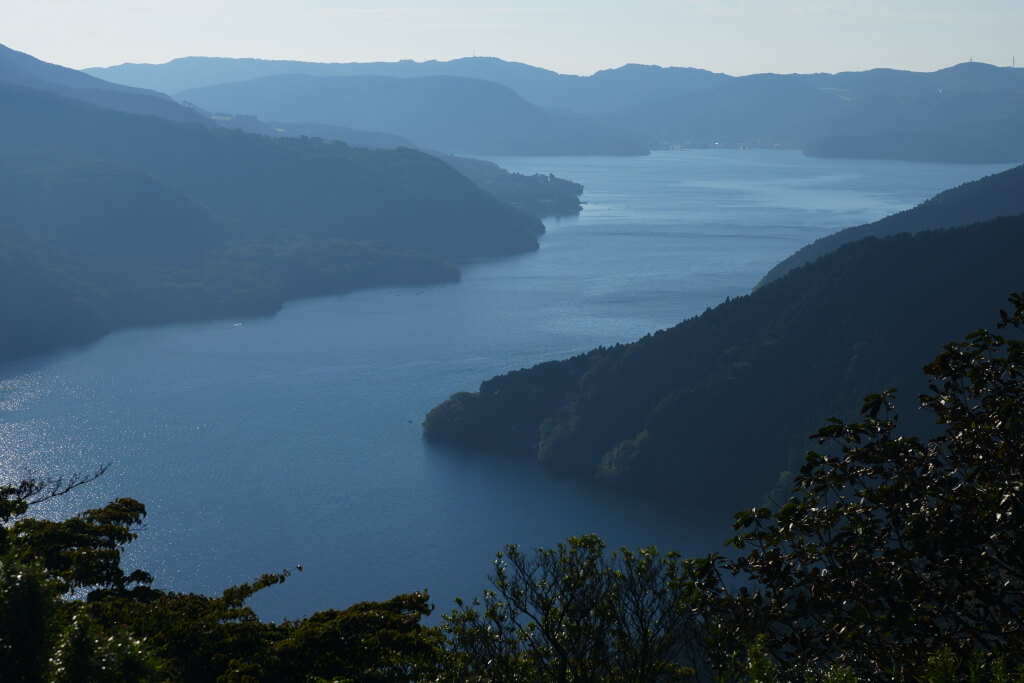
top-left (0, 43), bottom-right (210, 125)
top-left (87, 56), bottom-right (730, 118)
top-left (91, 55), bottom-right (1024, 162)
top-left (614, 62), bottom-right (1024, 160)
top-left (176, 73), bottom-right (647, 156)
top-left (609, 73), bottom-right (846, 147)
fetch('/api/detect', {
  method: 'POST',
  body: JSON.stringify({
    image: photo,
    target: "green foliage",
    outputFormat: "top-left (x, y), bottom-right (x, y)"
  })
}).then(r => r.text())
top-left (686, 294), bottom-right (1024, 680)
top-left (10, 498), bottom-right (152, 597)
top-left (442, 534), bottom-right (695, 682)
top-left (0, 558), bottom-right (58, 682)
top-left (0, 474), bottom-right (442, 682)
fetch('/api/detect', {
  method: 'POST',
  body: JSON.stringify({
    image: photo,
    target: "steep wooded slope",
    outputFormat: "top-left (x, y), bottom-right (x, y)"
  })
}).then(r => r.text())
top-left (425, 212), bottom-right (1024, 514)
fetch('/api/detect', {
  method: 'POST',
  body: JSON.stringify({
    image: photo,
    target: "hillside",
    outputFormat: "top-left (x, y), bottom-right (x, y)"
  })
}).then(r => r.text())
top-left (1, 83), bottom-right (543, 258)
top-left (5, 44), bottom-right (583, 219)
top-left (0, 43), bottom-right (210, 125)
top-left (211, 115), bottom-right (583, 217)
top-left (0, 83), bottom-right (547, 361)
top-left (424, 212), bottom-right (1024, 514)
top-left (176, 73), bottom-right (647, 156)
top-left (759, 163), bottom-right (1024, 285)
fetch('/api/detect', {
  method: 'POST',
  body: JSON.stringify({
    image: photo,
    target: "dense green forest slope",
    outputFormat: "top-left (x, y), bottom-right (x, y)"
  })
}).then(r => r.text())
top-left (0, 83), bottom-right (547, 361)
top-left (424, 211), bottom-right (1024, 514)
top-left (760, 163), bottom-right (1024, 285)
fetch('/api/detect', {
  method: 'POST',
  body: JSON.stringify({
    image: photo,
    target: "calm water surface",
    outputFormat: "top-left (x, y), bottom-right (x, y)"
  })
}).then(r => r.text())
top-left (0, 150), bottom-right (1012, 620)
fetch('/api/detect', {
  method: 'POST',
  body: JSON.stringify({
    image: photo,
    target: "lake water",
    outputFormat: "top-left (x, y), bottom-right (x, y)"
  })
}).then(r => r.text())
top-left (0, 150), bottom-right (1012, 621)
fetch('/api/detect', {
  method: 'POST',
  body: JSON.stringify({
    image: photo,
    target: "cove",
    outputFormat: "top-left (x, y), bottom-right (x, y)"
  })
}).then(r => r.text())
top-left (0, 150), bottom-right (1012, 621)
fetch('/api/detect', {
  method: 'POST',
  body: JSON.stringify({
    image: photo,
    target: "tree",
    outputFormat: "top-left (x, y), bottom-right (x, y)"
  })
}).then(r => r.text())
top-left (686, 293), bottom-right (1024, 680)
top-left (442, 534), bottom-right (696, 682)
top-left (0, 473), bottom-right (442, 682)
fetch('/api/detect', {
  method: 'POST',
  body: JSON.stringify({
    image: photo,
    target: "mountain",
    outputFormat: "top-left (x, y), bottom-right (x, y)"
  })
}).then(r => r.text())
top-left (610, 62), bottom-right (1024, 161)
top-left (1, 83), bottom-right (544, 258)
top-left (87, 56), bottom-right (569, 102)
top-left (0, 80), bottom-right (548, 361)
top-left (176, 73), bottom-right (647, 156)
top-left (0, 43), bottom-right (210, 125)
top-left (423, 193), bottom-right (1024, 515)
top-left (609, 73), bottom-right (846, 148)
top-left (759, 163), bottom-right (1024, 286)
top-left (86, 56), bottom-right (730, 118)
top-left (91, 55), bottom-right (1024, 162)
top-left (801, 64), bottom-right (1024, 162)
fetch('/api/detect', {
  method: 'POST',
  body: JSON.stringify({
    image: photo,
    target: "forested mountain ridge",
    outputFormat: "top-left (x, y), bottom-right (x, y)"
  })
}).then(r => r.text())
top-left (424, 211), bottom-right (1024, 514)
top-left (0, 82), bottom-right (547, 361)
top-left (759, 162), bottom-right (1024, 285)
top-left (176, 73), bottom-right (648, 156)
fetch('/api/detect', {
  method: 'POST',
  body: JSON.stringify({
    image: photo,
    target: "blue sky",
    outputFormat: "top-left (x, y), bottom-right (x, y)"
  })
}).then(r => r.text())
top-left (4, 0), bottom-right (1022, 75)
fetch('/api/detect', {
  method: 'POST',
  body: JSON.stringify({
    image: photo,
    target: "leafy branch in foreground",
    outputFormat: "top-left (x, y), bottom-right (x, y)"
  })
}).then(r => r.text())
top-left (686, 292), bottom-right (1024, 680)
top-left (0, 465), bottom-right (108, 524)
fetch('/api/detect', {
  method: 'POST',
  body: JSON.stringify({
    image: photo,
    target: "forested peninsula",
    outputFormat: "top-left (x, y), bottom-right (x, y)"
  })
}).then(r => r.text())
top-left (424, 164), bottom-right (1024, 514)
top-left (0, 83), bottom-right (549, 362)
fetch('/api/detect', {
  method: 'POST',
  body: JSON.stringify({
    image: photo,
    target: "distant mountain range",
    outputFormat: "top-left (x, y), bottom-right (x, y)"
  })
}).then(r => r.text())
top-left (175, 73), bottom-right (648, 156)
top-left (86, 56), bottom-right (732, 119)
top-left (423, 164), bottom-right (1024, 514)
top-left (608, 62), bottom-right (1024, 160)
top-left (90, 56), bottom-right (1024, 162)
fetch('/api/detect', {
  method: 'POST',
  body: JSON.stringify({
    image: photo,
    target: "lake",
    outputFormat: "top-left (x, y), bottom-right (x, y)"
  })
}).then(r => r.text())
top-left (0, 150), bottom-right (1012, 621)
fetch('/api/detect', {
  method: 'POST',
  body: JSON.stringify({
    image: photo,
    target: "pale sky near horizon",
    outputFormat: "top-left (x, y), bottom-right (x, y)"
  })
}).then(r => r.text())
top-left (3, 0), bottom-right (1022, 77)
